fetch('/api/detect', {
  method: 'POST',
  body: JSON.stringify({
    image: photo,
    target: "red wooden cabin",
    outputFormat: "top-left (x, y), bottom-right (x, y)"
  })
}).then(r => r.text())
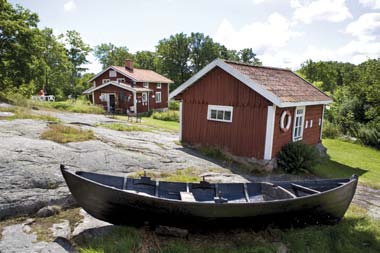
top-left (170, 59), bottom-right (332, 160)
top-left (84, 60), bottom-right (173, 114)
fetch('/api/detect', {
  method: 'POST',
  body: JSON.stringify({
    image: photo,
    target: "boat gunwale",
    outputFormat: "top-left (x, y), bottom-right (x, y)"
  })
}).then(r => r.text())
top-left (62, 166), bottom-right (358, 207)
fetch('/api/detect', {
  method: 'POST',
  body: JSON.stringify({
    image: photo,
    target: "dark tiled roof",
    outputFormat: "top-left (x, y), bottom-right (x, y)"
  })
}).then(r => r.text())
top-left (224, 60), bottom-right (332, 103)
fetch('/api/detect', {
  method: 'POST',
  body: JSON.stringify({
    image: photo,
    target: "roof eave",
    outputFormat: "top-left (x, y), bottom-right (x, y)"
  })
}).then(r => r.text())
top-left (278, 100), bottom-right (333, 108)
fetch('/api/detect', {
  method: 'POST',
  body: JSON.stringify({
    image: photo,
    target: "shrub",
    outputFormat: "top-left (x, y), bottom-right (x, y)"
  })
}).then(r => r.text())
top-left (322, 120), bottom-right (341, 139)
top-left (356, 123), bottom-right (380, 149)
top-left (152, 110), bottom-right (179, 122)
top-left (277, 141), bottom-right (320, 174)
top-left (168, 100), bottom-right (180, 110)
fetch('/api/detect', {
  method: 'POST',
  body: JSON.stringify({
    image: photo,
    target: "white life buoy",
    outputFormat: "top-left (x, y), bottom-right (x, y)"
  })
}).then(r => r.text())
top-left (280, 110), bottom-right (292, 132)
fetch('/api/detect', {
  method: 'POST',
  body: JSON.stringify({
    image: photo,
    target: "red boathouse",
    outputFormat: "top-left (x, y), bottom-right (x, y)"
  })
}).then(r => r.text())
top-left (170, 59), bottom-right (332, 160)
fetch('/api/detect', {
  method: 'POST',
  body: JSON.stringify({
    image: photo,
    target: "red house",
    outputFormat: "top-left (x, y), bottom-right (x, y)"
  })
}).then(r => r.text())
top-left (84, 60), bottom-right (173, 114)
top-left (170, 59), bottom-right (332, 161)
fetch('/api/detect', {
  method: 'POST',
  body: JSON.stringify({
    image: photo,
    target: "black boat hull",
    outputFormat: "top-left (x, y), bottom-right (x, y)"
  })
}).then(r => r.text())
top-left (61, 167), bottom-right (358, 228)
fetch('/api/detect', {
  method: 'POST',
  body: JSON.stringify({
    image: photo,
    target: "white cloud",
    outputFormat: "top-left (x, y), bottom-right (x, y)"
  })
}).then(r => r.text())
top-left (214, 13), bottom-right (301, 54)
top-left (252, 0), bottom-right (270, 4)
top-left (64, 0), bottom-right (77, 12)
top-left (345, 13), bottom-right (380, 41)
top-left (291, 0), bottom-right (352, 24)
top-left (359, 0), bottom-right (380, 9)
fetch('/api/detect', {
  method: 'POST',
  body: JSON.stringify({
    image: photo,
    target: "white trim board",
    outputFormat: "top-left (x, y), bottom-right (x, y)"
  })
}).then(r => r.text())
top-left (169, 59), bottom-right (332, 108)
top-left (264, 105), bottom-right (276, 160)
top-left (83, 81), bottom-right (137, 94)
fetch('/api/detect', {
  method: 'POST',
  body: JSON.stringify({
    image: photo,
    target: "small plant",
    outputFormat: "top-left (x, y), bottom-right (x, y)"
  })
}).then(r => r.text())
top-left (152, 110), bottom-right (179, 122)
top-left (277, 141), bottom-right (319, 174)
top-left (169, 100), bottom-right (180, 110)
top-left (322, 120), bottom-right (341, 139)
top-left (356, 123), bottom-right (380, 149)
top-left (41, 124), bottom-right (95, 143)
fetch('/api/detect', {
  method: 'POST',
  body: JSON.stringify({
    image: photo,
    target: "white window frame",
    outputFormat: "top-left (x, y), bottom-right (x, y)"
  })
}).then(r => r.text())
top-left (293, 106), bottom-right (305, 141)
top-left (109, 70), bottom-right (117, 77)
top-left (157, 83), bottom-right (162, 89)
top-left (155, 91), bottom-right (161, 103)
top-left (143, 82), bottom-right (149, 88)
top-left (207, 105), bottom-right (233, 123)
top-left (142, 92), bottom-right (148, 103)
top-left (117, 78), bottom-right (125, 83)
top-left (102, 79), bottom-right (110, 84)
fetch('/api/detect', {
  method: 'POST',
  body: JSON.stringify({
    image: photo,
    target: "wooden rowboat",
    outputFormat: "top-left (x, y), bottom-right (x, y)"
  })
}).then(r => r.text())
top-left (60, 165), bottom-right (358, 228)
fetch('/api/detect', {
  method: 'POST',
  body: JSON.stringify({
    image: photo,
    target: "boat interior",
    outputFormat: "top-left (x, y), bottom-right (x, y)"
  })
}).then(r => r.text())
top-left (77, 171), bottom-right (351, 203)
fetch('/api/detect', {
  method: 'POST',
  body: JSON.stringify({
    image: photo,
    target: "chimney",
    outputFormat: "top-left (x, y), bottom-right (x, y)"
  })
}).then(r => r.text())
top-left (125, 59), bottom-right (133, 71)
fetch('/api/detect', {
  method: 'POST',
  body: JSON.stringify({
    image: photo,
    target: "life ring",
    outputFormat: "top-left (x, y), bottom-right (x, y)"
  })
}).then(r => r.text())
top-left (280, 110), bottom-right (292, 132)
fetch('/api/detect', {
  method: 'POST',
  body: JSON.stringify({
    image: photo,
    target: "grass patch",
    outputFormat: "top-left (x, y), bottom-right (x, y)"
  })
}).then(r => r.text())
top-left (36, 100), bottom-right (104, 114)
top-left (312, 139), bottom-right (380, 188)
top-left (98, 123), bottom-right (148, 132)
top-left (114, 115), bottom-right (180, 132)
top-left (0, 106), bottom-right (60, 122)
top-left (152, 110), bottom-right (179, 122)
top-left (76, 205), bottom-right (380, 253)
top-left (78, 226), bottom-right (140, 253)
top-left (41, 124), bottom-right (95, 143)
top-left (30, 208), bottom-right (83, 242)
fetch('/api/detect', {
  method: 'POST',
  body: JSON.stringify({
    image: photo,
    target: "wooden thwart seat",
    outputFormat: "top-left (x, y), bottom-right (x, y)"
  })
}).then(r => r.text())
top-left (291, 183), bottom-right (321, 194)
top-left (180, 192), bottom-right (196, 202)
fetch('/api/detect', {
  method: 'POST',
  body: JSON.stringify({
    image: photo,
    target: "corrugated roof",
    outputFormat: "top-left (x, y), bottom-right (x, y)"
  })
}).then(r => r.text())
top-left (224, 60), bottom-right (331, 103)
top-left (112, 66), bottom-right (174, 83)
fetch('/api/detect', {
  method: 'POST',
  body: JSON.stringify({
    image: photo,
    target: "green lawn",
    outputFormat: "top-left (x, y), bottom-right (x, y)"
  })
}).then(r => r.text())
top-left (312, 139), bottom-right (380, 188)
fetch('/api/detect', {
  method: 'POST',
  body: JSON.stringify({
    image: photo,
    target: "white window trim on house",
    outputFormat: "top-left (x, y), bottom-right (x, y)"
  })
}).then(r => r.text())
top-left (117, 78), bottom-right (125, 83)
top-left (102, 79), bottom-right (110, 84)
top-left (109, 70), bottom-right (117, 77)
top-left (207, 105), bottom-right (233, 123)
top-left (143, 82), bottom-right (149, 88)
top-left (157, 83), bottom-right (162, 89)
top-left (293, 106), bottom-right (305, 141)
top-left (142, 92), bottom-right (148, 103)
top-left (155, 91), bottom-right (161, 103)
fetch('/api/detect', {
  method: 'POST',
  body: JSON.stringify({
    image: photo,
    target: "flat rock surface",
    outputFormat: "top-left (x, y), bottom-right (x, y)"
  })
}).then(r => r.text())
top-left (0, 111), bottom-right (241, 220)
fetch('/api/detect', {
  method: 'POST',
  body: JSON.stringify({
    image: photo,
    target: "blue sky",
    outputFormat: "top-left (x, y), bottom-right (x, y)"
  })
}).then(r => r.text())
top-left (9, 0), bottom-right (380, 72)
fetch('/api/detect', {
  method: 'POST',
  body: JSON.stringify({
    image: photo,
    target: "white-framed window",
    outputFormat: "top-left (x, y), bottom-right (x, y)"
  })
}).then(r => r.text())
top-left (293, 106), bottom-right (305, 141)
top-left (143, 82), bottom-right (149, 88)
top-left (157, 83), bottom-right (161, 89)
top-left (102, 79), bottom-right (110, 84)
top-left (117, 78), bottom-right (125, 83)
top-left (155, 91), bottom-right (161, 103)
top-left (207, 105), bottom-right (233, 123)
top-left (142, 92), bottom-right (148, 103)
top-left (109, 70), bottom-right (116, 77)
